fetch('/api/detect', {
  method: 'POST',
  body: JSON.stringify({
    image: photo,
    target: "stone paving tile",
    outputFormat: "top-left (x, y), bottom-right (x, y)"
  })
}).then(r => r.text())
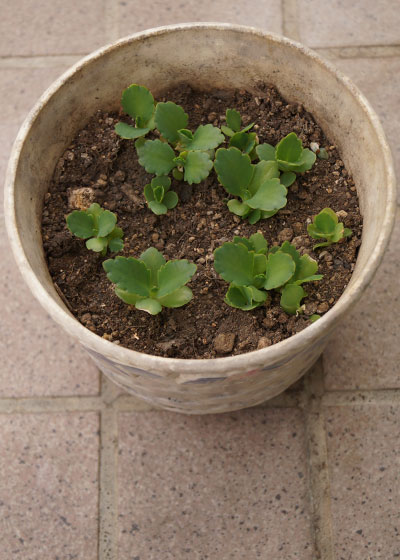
top-left (323, 209), bottom-right (400, 391)
top-left (325, 405), bottom-right (400, 559)
top-left (0, 412), bottom-right (99, 559)
top-left (330, 56), bottom-right (400, 199)
top-left (118, 409), bottom-right (314, 559)
top-left (117, 0), bottom-right (282, 38)
top-left (1, 64), bottom-right (76, 209)
top-left (0, 217), bottom-right (100, 397)
top-left (297, 0), bottom-right (400, 47)
top-left (0, 0), bottom-right (106, 56)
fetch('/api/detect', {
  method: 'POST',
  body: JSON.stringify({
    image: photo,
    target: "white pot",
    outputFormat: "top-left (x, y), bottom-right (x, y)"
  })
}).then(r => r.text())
top-left (5, 24), bottom-right (396, 414)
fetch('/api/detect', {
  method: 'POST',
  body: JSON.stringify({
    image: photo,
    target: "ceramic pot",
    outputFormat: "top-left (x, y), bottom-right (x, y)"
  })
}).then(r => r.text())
top-left (5, 24), bottom-right (396, 413)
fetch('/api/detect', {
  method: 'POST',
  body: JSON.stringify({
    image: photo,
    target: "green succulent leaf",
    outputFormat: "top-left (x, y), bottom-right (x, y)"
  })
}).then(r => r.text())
top-left (140, 247), bottom-right (166, 287)
top-left (250, 232), bottom-right (268, 254)
top-left (315, 208), bottom-right (338, 234)
top-left (278, 241), bottom-right (301, 270)
top-left (114, 122), bottom-right (151, 139)
top-left (226, 109), bottom-right (241, 132)
top-left (276, 132), bottom-right (302, 163)
top-left (225, 284), bottom-right (267, 310)
top-left (294, 254), bottom-right (318, 282)
top-left (86, 237), bottom-right (108, 253)
top-left (264, 252), bottom-right (295, 290)
top-left (183, 150), bottom-right (213, 184)
top-left (148, 201), bottom-right (167, 215)
top-left (163, 190), bottom-right (179, 209)
top-left (179, 124), bottom-right (225, 151)
top-left (317, 148), bottom-right (329, 160)
top-left (67, 211), bottom-right (95, 239)
top-left (214, 147), bottom-right (254, 196)
top-left (144, 183), bottom-right (154, 202)
top-left (280, 171), bottom-right (296, 187)
top-left (137, 139), bottom-right (176, 175)
top-left (248, 209), bottom-right (262, 224)
top-left (246, 179), bottom-right (288, 212)
top-left (344, 227), bottom-right (353, 238)
top-left (135, 298), bottom-right (162, 315)
top-left (98, 210), bottom-right (117, 238)
top-left (256, 143), bottom-right (276, 162)
top-left (214, 242), bottom-right (255, 286)
top-left (151, 175), bottom-right (171, 190)
top-left (155, 101), bottom-right (189, 144)
top-left (253, 253), bottom-right (267, 276)
top-left (280, 284), bottom-right (306, 315)
top-left (248, 160), bottom-right (279, 196)
top-left (227, 199), bottom-right (251, 217)
top-left (221, 125), bottom-right (234, 137)
top-left (172, 168), bottom-right (184, 181)
top-left (121, 84), bottom-right (154, 125)
top-left (103, 256), bottom-right (151, 297)
top-left (310, 314), bottom-right (321, 322)
top-left (156, 260), bottom-right (197, 298)
top-left (108, 237), bottom-right (124, 253)
top-left (157, 286), bottom-right (193, 308)
top-left (277, 148), bottom-right (316, 173)
top-left (114, 288), bottom-right (142, 305)
top-left (229, 131), bottom-right (257, 154)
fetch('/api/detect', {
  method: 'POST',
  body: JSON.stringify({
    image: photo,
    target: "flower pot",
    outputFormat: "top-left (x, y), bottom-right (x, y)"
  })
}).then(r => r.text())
top-left (5, 24), bottom-right (396, 414)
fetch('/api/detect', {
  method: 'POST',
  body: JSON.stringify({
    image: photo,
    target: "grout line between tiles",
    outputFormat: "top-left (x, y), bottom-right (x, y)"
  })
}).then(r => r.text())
top-left (303, 358), bottom-right (335, 560)
top-left (98, 406), bottom-right (119, 560)
top-left (0, 396), bottom-right (103, 414)
top-left (281, 0), bottom-right (301, 41)
top-left (322, 388), bottom-right (400, 406)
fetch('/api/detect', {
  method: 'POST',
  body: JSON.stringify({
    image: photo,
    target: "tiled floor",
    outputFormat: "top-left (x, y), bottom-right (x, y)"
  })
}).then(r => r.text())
top-left (1, 2), bottom-right (399, 559)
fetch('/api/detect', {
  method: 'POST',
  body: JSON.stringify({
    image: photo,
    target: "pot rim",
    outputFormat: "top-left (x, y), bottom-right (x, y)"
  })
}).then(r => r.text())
top-left (4, 22), bottom-right (397, 376)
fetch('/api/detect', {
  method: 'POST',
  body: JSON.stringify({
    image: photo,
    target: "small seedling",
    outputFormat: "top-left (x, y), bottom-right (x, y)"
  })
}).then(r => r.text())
top-left (114, 84), bottom-right (156, 140)
top-left (307, 207), bottom-right (352, 248)
top-left (221, 108), bottom-right (255, 137)
top-left (66, 203), bottom-right (124, 256)
top-left (214, 234), bottom-right (322, 314)
top-left (257, 132), bottom-right (316, 174)
top-left (103, 247), bottom-right (196, 315)
top-left (144, 176), bottom-right (178, 215)
top-left (214, 147), bottom-right (288, 224)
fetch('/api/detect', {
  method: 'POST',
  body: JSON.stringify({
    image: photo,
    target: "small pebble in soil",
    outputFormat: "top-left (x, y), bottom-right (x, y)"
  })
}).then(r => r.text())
top-left (214, 333), bottom-right (236, 354)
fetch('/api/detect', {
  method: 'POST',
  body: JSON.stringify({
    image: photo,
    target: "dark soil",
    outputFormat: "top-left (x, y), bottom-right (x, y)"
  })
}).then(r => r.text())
top-left (42, 83), bottom-right (362, 358)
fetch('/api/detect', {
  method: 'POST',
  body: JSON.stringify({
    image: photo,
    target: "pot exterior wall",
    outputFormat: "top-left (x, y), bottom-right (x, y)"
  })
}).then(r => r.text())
top-left (5, 25), bottom-right (396, 414)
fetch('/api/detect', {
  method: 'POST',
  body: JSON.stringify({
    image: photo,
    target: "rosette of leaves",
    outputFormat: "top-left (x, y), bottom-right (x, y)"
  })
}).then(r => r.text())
top-left (103, 247), bottom-right (197, 315)
top-left (221, 108), bottom-right (257, 158)
top-left (214, 147), bottom-right (288, 224)
top-left (214, 234), bottom-right (323, 314)
top-left (256, 132), bottom-right (316, 178)
top-left (144, 176), bottom-right (178, 215)
top-left (307, 208), bottom-right (352, 249)
top-left (66, 203), bottom-right (124, 256)
top-left (213, 233), bottom-right (269, 310)
top-left (114, 84), bottom-right (156, 140)
top-left (135, 124), bottom-right (224, 188)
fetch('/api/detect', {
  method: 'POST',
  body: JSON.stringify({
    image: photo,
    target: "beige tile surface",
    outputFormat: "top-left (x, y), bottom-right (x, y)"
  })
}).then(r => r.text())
top-left (118, 409), bottom-right (314, 559)
top-left (0, 218), bottom-right (100, 397)
top-left (330, 56), bottom-right (400, 199)
top-left (0, 412), bottom-right (99, 559)
top-left (0, 0), bottom-right (107, 56)
top-left (326, 405), bottom-right (400, 559)
top-left (298, 0), bottom-right (400, 47)
top-left (117, 0), bottom-right (283, 38)
top-left (323, 209), bottom-right (400, 391)
top-left (0, 64), bottom-right (76, 209)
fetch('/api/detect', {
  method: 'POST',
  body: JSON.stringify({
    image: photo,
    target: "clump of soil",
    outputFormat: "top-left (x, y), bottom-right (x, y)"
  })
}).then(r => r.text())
top-left (42, 83), bottom-right (362, 358)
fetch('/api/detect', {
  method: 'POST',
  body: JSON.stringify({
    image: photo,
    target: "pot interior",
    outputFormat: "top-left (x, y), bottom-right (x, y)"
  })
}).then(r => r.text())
top-left (9, 26), bottom-right (393, 325)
